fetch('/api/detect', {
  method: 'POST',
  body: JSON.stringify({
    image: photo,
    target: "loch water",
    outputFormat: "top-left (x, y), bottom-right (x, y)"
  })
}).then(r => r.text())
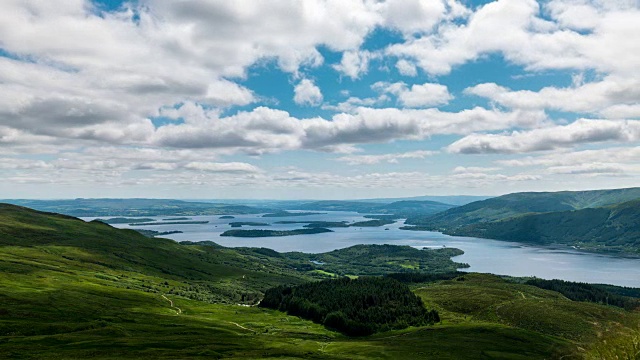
top-left (89, 211), bottom-right (640, 287)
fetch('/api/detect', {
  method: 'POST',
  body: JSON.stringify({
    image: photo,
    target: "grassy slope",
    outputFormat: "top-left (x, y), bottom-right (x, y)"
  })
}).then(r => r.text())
top-left (414, 273), bottom-right (640, 359)
top-left (455, 199), bottom-right (640, 253)
top-left (1, 204), bottom-right (639, 359)
top-left (407, 187), bottom-right (640, 229)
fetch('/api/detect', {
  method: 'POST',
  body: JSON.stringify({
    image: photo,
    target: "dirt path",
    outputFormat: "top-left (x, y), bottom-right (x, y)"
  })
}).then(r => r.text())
top-left (229, 321), bottom-right (256, 333)
top-left (162, 294), bottom-right (182, 315)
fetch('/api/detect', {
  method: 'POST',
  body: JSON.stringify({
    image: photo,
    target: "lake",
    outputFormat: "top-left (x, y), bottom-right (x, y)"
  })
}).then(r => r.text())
top-left (89, 211), bottom-right (640, 287)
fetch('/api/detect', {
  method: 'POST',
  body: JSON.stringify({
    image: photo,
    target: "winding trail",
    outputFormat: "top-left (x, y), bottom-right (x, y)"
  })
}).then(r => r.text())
top-left (162, 294), bottom-right (182, 315)
top-left (229, 321), bottom-right (256, 333)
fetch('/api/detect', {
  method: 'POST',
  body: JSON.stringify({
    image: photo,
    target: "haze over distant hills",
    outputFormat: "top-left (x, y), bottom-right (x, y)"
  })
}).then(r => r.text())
top-left (356, 195), bottom-right (491, 206)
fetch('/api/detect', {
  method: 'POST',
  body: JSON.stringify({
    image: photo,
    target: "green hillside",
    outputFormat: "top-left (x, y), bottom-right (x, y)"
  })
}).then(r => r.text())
top-left (451, 199), bottom-right (640, 254)
top-left (1, 203), bottom-right (639, 359)
top-left (406, 187), bottom-right (640, 230)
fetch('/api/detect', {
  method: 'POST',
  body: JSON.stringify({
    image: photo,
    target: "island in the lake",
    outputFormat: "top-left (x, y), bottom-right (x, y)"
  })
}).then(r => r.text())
top-left (219, 215), bottom-right (235, 219)
top-left (162, 217), bottom-right (191, 221)
top-left (349, 219), bottom-right (396, 227)
top-left (275, 220), bottom-right (349, 228)
top-left (220, 228), bottom-right (333, 237)
top-left (262, 211), bottom-right (325, 218)
top-left (273, 219), bottom-right (395, 228)
top-left (133, 220), bottom-right (209, 226)
top-left (229, 221), bottom-right (271, 228)
top-left (133, 229), bottom-right (184, 237)
top-left (97, 217), bottom-right (155, 224)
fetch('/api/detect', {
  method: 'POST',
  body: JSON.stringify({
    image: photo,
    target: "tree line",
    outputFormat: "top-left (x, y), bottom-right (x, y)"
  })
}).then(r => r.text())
top-left (526, 278), bottom-right (640, 310)
top-left (260, 276), bottom-right (439, 336)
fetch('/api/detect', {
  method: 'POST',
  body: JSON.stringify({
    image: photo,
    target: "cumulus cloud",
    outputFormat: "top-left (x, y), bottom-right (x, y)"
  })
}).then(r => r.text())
top-left (465, 76), bottom-right (640, 117)
top-left (1, 0), bottom-right (639, 196)
top-left (183, 161), bottom-right (262, 173)
top-left (333, 50), bottom-right (376, 79)
top-left (321, 95), bottom-right (389, 113)
top-left (0, 0), bottom-right (383, 147)
top-left (293, 79), bottom-right (323, 106)
top-left (497, 146), bottom-right (640, 168)
top-left (373, 81), bottom-right (453, 107)
top-left (150, 103), bottom-right (546, 153)
top-left (493, 145), bottom-right (640, 178)
top-left (395, 59), bottom-right (418, 76)
top-left (387, 0), bottom-right (640, 76)
top-left (336, 150), bottom-right (436, 165)
top-left (448, 119), bottom-right (640, 154)
top-left (452, 166), bottom-right (500, 174)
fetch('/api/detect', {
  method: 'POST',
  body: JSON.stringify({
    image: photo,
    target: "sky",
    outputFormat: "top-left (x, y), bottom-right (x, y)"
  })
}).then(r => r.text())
top-left (0, 0), bottom-right (639, 199)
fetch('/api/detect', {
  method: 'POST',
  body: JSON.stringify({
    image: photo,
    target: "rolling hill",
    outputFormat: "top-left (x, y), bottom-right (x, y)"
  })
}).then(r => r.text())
top-left (404, 187), bottom-right (640, 254)
top-left (452, 199), bottom-right (640, 254)
top-left (1, 203), bottom-right (640, 359)
top-left (406, 187), bottom-right (640, 229)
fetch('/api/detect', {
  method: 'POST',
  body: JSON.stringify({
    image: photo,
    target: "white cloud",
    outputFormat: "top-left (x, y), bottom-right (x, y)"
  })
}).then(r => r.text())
top-left (1, 0), bottom-right (639, 197)
top-left (452, 166), bottom-right (500, 174)
top-left (497, 146), bottom-right (640, 168)
top-left (183, 161), bottom-right (262, 173)
top-left (150, 103), bottom-right (546, 153)
top-left (0, 0), bottom-right (384, 147)
top-left (293, 79), bottom-right (323, 106)
top-left (336, 150), bottom-right (436, 165)
top-left (465, 76), bottom-right (640, 117)
top-left (494, 146), bottom-right (640, 178)
top-left (396, 59), bottom-right (418, 76)
top-left (373, 81), bottom-right (453, 107)
top-left (545, 163), bottom-right (630, 176)
top-left (380, 0), bottom-right (460, 34)
top-left (333, 50), bottom-right (375, 79)
top-left (321, 95), bottom-right (389, 113)
top-left (448, 119), bottom-right (640, 154)
top-left (387, 0), bottom-right (640, 76)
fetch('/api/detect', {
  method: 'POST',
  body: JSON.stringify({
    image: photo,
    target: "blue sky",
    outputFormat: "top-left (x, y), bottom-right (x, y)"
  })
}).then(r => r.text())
top-left (0, 0), bottom-right (639, 199)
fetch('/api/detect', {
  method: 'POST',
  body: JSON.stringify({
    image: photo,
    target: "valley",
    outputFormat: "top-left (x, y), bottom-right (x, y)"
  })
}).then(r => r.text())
top-left (2, 187), bottom-right (640, 359)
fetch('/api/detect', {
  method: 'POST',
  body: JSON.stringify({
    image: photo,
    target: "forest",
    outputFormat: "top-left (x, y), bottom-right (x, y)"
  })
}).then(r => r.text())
top-left (526, 278), bottom-right (640, 310)
top-left (260, 277), bottom-right (440, 336)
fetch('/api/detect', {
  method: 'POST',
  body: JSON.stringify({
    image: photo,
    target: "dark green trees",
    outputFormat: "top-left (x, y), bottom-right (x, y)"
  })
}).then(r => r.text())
top-left (260, 277), bottom-right (439, 336)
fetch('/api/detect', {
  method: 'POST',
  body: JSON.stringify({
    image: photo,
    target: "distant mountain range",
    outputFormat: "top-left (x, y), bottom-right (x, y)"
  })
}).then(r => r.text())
top-left (5, 188), bottom-right (640, 254)
top-left (356, 195), bottom-right (491, 206)
top-left (0, 198), bottom-right (273, 217)
top-left (0, 197), bottom-right (461, 218)
top-left (405, 187), bottom-right (640, 254)
top-left (293, 199), bottom-right (456, 216)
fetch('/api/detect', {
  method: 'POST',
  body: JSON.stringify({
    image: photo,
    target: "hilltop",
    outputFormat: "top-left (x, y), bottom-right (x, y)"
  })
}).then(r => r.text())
top-left (405, 187), bottom-right (640, 254)
top-left (454, 199), bottom-right (640, 254)
top-left (407, 187), bottom-right (640, 230)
